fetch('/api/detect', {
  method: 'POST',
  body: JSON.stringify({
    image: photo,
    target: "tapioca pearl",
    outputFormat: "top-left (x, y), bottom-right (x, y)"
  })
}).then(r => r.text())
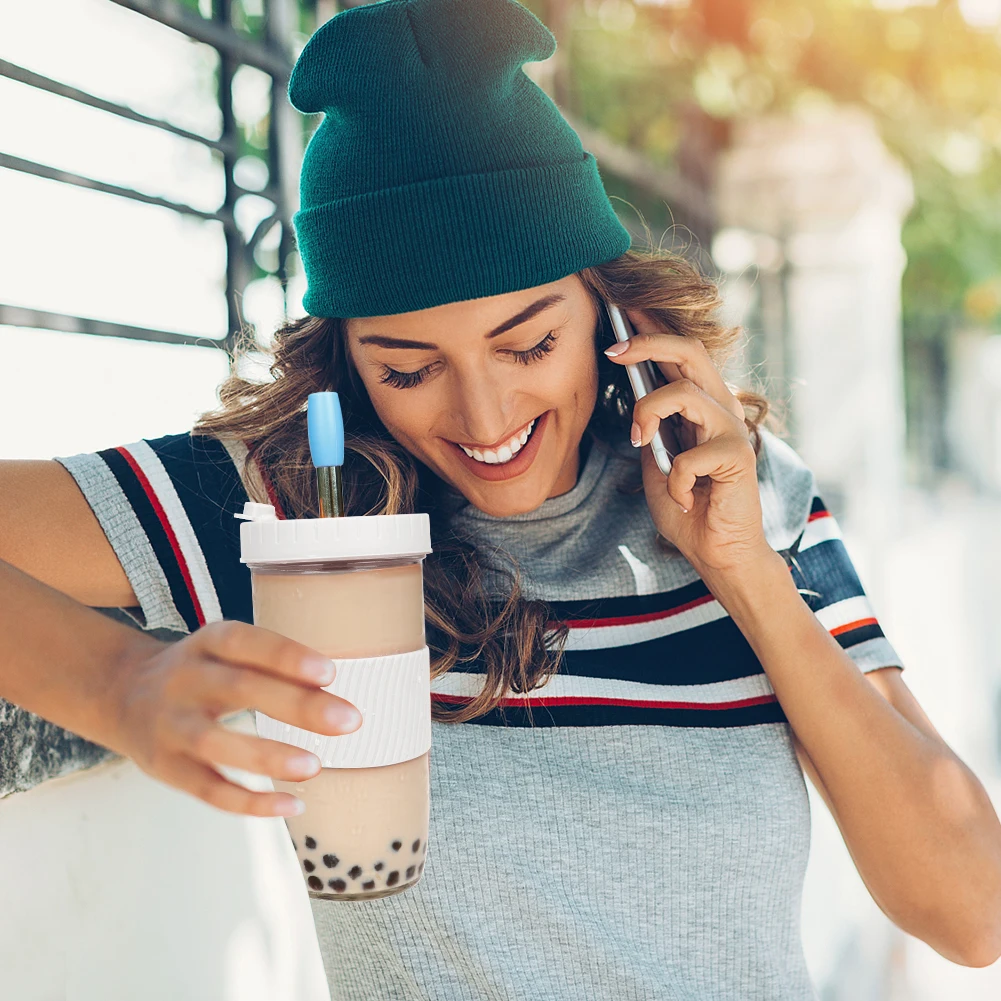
top-left (304, 836), bottom-right (317, 850)
top-left (307, 876), bottom-right (323, 891)
top-left (322, 854), bottom-right (339, 869)
top-left (412, 839), bottom-right (421, 853)
top-left (386, 871), bottom-right (399, 886)
top-left (348, 865), bottom-right (363, 880)
top-left (417, 861), bottom-right (424, 874)
top-left (329, 879), bottom-right (346, 892)
top-left (362, 880), bottom-right (375, 891)
top-left (406, 865), bottom-right (415, 879)
top-left (391, 840), bottom-right (402, 851)
top-left (374, 862), bottom-right (384, 871)
top-left (303, 859), bottom-right (315, 873)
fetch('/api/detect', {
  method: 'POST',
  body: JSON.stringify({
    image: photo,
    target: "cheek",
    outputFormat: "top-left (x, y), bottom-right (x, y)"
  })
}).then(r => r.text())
top-left (365, 384), bottom-right (439, 447)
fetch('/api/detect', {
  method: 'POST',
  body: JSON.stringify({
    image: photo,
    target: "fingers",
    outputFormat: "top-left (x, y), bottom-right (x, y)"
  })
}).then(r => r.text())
top-left (191, 620), bottom-right (336, 686)
top-left (631, 378), bottom-right (747, 448)
top-left (177, 719), bottom-right (324, 783)
top-left (155, 751), bottom-right (306, 818)
top-left (660, 434), bottom-right (756, 511)
top-left (186, 659), bottom-right (363, 736)
top-left (605, 314), bottom-right (746, 422)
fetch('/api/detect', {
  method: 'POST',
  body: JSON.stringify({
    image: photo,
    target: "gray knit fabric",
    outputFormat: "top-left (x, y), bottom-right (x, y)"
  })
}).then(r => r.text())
top-left (306, 430), bottom-right (902, 1000)
top-left (311, 722), bottom-right (813, 1000)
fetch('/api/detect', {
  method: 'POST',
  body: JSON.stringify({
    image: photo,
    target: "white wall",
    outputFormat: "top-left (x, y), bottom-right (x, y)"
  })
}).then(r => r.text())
top-left (0, 713), bottom-right (331, 1001)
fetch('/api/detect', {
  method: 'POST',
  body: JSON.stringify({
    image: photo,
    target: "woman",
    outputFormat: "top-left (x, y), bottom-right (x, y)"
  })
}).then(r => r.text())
top-left (2, 0), bottom-right (1000, 998)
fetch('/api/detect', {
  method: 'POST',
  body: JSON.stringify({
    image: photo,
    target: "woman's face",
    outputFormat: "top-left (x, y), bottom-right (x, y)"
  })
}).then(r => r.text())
top-left (344, 274), bottom-right (600, 517)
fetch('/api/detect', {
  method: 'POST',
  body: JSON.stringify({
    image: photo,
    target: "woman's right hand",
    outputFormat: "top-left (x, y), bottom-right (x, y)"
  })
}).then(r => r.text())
top-left (106, 621), bottom-right (362, 818)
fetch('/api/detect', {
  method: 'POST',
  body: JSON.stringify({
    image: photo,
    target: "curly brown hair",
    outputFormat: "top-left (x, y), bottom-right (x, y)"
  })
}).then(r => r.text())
top-left (194, 248), bottom-right (769, 724)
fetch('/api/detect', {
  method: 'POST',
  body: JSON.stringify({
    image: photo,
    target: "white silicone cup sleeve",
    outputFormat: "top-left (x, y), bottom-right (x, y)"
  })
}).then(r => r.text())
top-left (255, 646), bottom-right (431, 768)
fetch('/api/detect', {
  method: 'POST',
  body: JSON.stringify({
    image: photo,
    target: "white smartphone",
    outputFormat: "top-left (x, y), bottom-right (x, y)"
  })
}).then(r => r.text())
top-left (604, 301), bottom-right (675, 477)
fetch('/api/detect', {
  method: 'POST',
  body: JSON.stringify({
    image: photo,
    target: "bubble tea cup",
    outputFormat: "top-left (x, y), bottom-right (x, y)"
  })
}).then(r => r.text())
top-left (238, 505), bottom-right (432, 900)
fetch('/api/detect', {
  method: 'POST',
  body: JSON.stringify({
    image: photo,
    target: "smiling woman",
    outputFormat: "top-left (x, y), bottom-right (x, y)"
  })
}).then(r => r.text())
top-left (4, 0), bottom-right (1001, 999)
top-left (193, 250), bottom-right (767, 726)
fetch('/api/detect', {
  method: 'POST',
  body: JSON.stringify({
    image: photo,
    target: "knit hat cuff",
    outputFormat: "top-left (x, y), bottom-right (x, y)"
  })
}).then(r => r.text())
top-left (294, 152), bottom-right (631, 318)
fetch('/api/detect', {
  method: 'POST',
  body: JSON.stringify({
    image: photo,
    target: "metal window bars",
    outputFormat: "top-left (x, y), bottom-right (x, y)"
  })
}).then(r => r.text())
top-left (0, 0), bottom-right (305, 356)
top-left (0, 0), bottom-right (714, 360)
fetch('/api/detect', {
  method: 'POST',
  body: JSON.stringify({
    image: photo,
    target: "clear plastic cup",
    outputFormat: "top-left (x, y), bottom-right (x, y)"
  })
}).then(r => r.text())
top-left (239, 510), bottom-right (432, 900)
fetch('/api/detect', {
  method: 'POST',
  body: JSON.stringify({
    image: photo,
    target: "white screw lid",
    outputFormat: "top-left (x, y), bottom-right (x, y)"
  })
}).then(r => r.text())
top-left (239, 511), bottom-right (432, 564)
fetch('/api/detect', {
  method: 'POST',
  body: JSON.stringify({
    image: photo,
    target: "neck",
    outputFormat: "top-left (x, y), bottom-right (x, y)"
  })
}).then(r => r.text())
top-left (548, 435), bottom-right (589, 498)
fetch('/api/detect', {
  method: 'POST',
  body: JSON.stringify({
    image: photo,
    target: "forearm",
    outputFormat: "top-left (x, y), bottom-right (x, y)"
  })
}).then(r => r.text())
top-left (697, 548), bottom-right (1001, 964)
top-left (0, 558), bottom-right (157, 750)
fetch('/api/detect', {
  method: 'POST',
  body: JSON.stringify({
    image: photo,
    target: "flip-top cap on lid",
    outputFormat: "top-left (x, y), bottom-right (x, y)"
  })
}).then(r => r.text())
top-left (239, 511), bottom-right (431, 564)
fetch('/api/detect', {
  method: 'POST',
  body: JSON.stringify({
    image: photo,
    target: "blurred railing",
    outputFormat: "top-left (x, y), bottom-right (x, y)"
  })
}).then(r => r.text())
top-left (0, 0), bottom-right (301, 356)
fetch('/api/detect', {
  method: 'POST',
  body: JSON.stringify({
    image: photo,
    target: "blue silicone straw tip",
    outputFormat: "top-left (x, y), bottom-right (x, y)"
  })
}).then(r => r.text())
top-left (307, 392), bottom-right (344, 468)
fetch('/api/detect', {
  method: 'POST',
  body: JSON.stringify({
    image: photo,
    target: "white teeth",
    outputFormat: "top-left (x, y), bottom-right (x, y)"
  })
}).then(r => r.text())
top-left (459, 418), bottom-right (538, 466)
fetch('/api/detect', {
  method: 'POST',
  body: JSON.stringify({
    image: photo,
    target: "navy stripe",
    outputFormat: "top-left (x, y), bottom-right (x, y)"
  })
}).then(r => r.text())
top-left (810, 496), bottom-right (828, 517)
top-left (544, 578), bottom-right (711, 622)
top-left (790, 538), bottom-right (866, 611)
top-left (834, 622), bottom-right (886, 648)
top-left (431, 698), bottom-right (787, 728)
top-left (444, 614), bottom-right (767, 687)
top-left (146, 434), bottom-right (253, 625)
top-left (98, 446), bottom-right (201, 632)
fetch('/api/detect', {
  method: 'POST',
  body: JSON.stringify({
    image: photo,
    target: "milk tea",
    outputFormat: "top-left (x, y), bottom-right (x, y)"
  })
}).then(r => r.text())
top-left (252, 560), bottom-right (429, 900)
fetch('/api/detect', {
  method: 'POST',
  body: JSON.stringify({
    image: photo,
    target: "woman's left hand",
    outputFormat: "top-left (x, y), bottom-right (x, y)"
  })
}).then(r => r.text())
top-left (604, 308), bottom-right (774, 575)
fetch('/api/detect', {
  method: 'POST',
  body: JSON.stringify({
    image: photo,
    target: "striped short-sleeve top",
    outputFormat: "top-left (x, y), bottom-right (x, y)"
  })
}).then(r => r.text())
top-left (56, 427), bottom-right (902, 1001)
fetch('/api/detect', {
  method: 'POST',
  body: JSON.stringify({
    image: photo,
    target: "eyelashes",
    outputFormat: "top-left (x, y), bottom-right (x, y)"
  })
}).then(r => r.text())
top-left (378, 331), bottom-right (558, 390)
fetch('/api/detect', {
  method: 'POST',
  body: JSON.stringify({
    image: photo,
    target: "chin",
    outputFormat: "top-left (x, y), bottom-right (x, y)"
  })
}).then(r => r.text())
top-left (459, 479), bottom-right (552, 517)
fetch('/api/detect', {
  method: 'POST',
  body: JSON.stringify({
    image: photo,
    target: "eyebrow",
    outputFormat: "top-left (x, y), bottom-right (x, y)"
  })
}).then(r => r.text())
top-left (355, 293), bottom-right (566, 350)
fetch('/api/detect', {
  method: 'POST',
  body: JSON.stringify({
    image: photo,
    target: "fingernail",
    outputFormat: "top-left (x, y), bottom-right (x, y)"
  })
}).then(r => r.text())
top-left (325, 703), bottom-right (362, 732)
top-left (302, 657), bottom-right (335, 685)
top-left (275, 797), bottom-right (305, 817)
top-left (286, 752), bottom-right (321, 779)
top-left (604, 341), bottom-right (629, 357)
top-left (630, 422), bottom-right (642, 447)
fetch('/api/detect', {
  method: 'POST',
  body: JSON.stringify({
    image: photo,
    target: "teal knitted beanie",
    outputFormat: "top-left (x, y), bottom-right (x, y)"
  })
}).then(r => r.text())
top-left (288, 0), bottom-right (631, 318)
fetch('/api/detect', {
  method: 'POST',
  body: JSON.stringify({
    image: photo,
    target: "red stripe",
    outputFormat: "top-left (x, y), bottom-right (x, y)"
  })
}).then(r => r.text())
top-left (431, 692), bottom-right (778, 711)
top-left (830, 616), bottom-right (878, 637)
top-left (562, 592), bottom-right (717, 630)
top-left (808, 510), bottom-right (830, 522)
top-left (116, 446), bottom-right (206, 627)
top-left (247, 444), bottom-right (287, 520)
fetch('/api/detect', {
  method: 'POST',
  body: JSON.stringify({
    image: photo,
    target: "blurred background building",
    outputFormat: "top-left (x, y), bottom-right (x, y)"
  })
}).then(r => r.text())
top-left (2, 0), bottom-right (1001, 997)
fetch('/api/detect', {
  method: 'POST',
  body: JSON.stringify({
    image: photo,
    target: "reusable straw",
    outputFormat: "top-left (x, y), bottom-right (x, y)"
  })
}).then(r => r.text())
top-left (307, 391), bottom-right (345, 517)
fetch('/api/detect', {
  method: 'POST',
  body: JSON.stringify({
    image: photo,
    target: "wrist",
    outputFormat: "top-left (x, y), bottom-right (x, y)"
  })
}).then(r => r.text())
top-left (84, 628), bottom-right (164, 755)
top-left (693, 546), bottom-right (796, 622)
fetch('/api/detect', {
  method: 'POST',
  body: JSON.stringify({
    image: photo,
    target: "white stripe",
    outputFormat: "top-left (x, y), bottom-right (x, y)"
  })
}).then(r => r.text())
top-left (431, 670), bottom-right (775, 705)
top-left (123, 441), bottom-right (224, 624)
top-left (799, 513), bottom-right (841, 552)
top-left (814, 595), bottom-right (876, 633)
top-left (561, 596), bottom-right (729, 651)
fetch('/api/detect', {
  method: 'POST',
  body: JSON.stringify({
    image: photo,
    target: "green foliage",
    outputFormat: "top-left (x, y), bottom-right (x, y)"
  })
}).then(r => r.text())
top-left (527, 0), bottom-right (1001, 339)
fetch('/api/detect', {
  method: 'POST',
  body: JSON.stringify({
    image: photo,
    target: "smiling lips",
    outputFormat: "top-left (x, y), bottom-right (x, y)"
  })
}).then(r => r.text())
top-left (457, 418), bottom-right (536, 465)
top-left (448, 411), bottom-right (549, 482)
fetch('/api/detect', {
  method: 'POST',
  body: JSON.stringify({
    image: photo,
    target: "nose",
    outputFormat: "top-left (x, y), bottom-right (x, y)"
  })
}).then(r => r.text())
top-left (448, 372), bottom-right (515, 448)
